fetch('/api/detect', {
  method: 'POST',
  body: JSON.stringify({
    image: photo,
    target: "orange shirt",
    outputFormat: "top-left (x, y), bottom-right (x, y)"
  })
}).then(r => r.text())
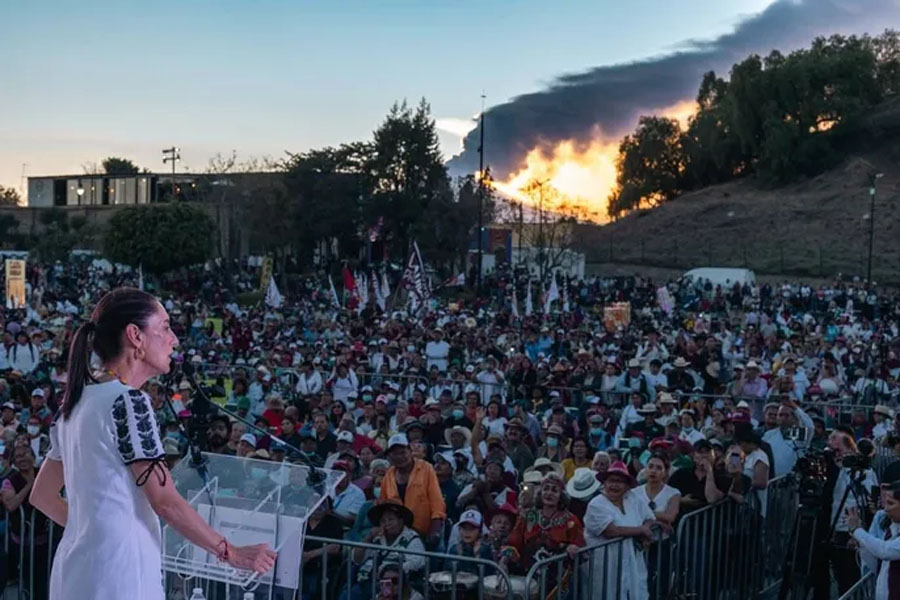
top-left (378, 459), bottom-right (447, 537)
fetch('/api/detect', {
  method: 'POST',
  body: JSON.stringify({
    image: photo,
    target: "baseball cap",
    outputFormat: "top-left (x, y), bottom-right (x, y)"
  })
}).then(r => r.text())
top-left (388, 433), bottom-right (409, 449)
top-left (239, 433), bottom-right (257, 447)
top-left (1, 402), bottom-right (15, 411)
top-left (459, 509), bottom-right (483, 528)
top-left (31, 388), bottom-right (45, 398)
top-left (336, 430), bottom-right (354, 443)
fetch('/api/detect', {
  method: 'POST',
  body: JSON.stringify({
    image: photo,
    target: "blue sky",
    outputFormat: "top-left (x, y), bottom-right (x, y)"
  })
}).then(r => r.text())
top-left (0, 0), bottom-right (775, 194)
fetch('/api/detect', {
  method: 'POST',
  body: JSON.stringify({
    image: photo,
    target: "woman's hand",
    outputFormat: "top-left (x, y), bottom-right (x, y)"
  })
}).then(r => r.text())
top-left (565, 544), bottom-right (580, 559)
top-left (226, 542), bottom-right (277, 575)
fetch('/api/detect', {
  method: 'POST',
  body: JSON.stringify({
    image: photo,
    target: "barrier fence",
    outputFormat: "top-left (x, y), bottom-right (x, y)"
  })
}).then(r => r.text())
top-left (838, 572), bottom-right (876, 600)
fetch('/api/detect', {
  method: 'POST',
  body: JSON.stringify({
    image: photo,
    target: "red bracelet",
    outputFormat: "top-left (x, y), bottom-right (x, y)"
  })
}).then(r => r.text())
top-left (216, 537), bottom-right (230, 562)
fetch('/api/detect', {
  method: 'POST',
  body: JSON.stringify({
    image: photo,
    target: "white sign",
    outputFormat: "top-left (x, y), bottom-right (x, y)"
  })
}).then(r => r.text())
top-left (194, 504), bottom-right (306, 589)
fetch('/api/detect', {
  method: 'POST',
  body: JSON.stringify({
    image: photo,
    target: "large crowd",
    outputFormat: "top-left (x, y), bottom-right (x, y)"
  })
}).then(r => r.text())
top-left (2, 254), bottom-right (900, 599)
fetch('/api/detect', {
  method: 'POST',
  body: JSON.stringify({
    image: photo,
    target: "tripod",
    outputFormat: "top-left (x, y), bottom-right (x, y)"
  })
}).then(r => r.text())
top-left (777, 502), bottom-right (823, 600)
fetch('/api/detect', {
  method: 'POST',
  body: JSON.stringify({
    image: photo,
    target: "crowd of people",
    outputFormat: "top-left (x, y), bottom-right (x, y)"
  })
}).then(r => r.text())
top-left (2, 254), bottom-right (900, 599)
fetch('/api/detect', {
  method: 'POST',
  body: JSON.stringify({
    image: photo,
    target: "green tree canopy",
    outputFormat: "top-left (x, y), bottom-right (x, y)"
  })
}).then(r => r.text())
top-left (103, 203), bottom-right (215, 274)
top-left (102, 157), bottom-right (141, 175)
top-left (0, 185), bottom-right (21, 206)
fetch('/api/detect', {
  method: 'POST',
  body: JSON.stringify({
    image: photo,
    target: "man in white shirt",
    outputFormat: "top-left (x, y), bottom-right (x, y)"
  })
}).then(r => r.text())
top-left (425, 329), bottom-right (450, 372)
top-left (873, 405), bottom-right (895, 441)
top-left (8, 331), bottom-right (39, 374)
top-left (762, 400), bottom-right (814, 477)
top-left (475, 357), bottom-right (505, 405)
top-left (295, 361), bottom-right (323, 396)
top-left (330, 460), bottom-right (366, 526)
top-left (643, 359), bottom-right (668, 394)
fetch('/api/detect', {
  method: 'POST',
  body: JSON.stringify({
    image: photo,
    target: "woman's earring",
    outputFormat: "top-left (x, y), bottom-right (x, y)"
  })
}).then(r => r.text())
top-left (135, 348), bottom-right (145, 361)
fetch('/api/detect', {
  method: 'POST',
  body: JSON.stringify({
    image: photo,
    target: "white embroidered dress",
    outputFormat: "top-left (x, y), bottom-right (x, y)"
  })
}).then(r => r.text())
top-left (47, 380), bottom-right (166, 600)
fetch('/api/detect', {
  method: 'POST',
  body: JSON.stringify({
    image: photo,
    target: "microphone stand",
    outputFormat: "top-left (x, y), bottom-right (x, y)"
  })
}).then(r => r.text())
top-left (181, 366), bottom-right (327, 486)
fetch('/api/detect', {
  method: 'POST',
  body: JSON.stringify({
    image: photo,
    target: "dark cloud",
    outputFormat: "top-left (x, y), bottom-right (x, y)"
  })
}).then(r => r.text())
top-left (448, 0), bottom-right (900, 177)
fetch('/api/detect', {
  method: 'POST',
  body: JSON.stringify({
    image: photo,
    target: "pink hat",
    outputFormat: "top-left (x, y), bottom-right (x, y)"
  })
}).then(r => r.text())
top-left (597, 460), bottom-right (636, 487)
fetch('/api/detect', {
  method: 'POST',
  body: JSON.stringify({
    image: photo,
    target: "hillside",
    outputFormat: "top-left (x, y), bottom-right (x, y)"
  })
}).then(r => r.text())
top-left (576, 149), bottom-right (900, 284)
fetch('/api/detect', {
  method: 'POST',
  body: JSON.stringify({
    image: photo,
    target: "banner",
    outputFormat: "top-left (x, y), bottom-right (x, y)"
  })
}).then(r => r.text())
top-left (265, 277), bottom-right (283, 308)
top-left (402, 241), bottom-right (431, 314)
top-left (4, 259), bottom-right (26, 309)
top-left (603, 302), bottom-right (632, 331)
top-left (259, 256), bottom-right (274, 291)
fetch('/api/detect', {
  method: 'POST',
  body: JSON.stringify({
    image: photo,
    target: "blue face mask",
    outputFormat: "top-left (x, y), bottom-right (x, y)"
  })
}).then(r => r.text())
top-left (547, 437), bottom-right (559, 448)
top-left (590, 427), bottom-right (604, 437)
top-left (452, 409), bottom-right (464, 419)
top-left (373, 486), bottom-right (381, 498)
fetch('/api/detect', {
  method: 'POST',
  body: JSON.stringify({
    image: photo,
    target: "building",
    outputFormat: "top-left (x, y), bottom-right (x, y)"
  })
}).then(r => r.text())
top-left (26, 171), bottom-right (279, 208)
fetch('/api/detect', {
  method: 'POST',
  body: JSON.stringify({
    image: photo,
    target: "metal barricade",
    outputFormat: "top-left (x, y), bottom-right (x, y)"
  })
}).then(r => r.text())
top-left (524, 537), bottom-right (627, 600)
top-left (671, 497), bottom-right (764, 600)
top-left (759, 475), bottom-right (800, 597)
top-left (874, 443), bottom-right (898, 483)
top-left (306, 534), bottom-right (515, 600)
top-left (837, 572), bottom-right (876, 600)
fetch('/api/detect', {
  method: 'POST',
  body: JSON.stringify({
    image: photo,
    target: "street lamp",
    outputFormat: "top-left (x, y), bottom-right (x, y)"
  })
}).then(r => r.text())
top-left (162, 146), bottom-right (181, 201)
top-left (76, 186), bottom-right (85, 205)
top-left (867, 172), bottom-right (884, 284)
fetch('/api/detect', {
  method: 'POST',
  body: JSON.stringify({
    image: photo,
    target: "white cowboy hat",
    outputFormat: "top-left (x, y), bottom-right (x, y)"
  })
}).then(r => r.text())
top-left (444, 426), bottom-right (472, 446)
top-left (566, 467), bottom-right (602, 499)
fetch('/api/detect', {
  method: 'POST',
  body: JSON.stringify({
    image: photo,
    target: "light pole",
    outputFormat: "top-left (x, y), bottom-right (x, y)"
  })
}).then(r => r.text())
top-left (476, 93), bottom-right (486, 290)
top-left (162, 147), bottom-right (181, 201)
top-left (867, 172), bottom-right (884, 283)
top-left (76, 185), bottom-right (85, 205)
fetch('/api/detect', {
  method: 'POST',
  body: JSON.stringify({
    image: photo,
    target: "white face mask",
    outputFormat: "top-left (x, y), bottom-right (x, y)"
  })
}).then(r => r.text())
top-left (26, 425), bottom-right (40, 436)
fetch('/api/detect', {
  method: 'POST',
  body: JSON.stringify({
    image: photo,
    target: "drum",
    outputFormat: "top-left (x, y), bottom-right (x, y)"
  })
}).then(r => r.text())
top-left (484, 575), bottom-right (539, 600)
top-left (428, 570), bottom-right (480, 594)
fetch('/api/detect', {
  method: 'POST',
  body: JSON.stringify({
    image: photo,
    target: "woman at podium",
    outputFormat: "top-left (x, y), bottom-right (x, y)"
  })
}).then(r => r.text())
top-left (28, 288), bottom-right (277, 600)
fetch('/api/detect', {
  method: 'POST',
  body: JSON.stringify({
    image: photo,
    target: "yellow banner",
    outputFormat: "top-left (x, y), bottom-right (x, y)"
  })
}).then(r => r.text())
top-left (259, 256), bottom-right (273, 291)
top-left (4, 259), bottom-right (26, 309)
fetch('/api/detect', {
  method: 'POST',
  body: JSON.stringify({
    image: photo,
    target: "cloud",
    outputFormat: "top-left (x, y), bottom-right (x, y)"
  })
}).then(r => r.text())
top-left (447, 0), bottom-right (900, 177)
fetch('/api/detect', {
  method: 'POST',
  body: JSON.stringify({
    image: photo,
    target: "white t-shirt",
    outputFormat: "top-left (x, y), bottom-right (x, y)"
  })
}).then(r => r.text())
top-left (634, 483), bottom-right (680, 539)
top-left (425, 340), bottom-right (450, 372)
top-left (744, 449), bottom-right (770, 516)
top-left (832, 467), bottom-right (879, 532)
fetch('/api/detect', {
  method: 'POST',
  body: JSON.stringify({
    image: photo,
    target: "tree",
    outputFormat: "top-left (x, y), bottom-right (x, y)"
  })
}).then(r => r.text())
top-left (30, 208), bottom-right (79, 262)
top-left (104, 204), bottom-right (216, 274)
top-left (102, 157), bottom-right (141, 175)
top-left (607, 116), bottom-right (685, 217)
top-left (364, 99), bottom-right (453, 259)
top-left (0, 185), bottom-right (21, 206)
top-left (0, 213), bottom-right (20, 247)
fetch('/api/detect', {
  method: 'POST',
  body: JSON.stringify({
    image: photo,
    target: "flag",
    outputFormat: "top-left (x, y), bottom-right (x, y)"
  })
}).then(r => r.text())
top-left (511, 289), bottom-right (520, 320)
top-left (562, 281), bottom-right (570, 313)
top-left (137, 264), bottom-right (144, 291)
top-left (657, 286), bottom-right (674, 315)
top-left (402, 241), bottom-right (431, 315)
top-left (342, 265), bottom-right (356, 308)
top-left (357, 272), bottom-right (369, 315)
top-left (544, 277), bottom-right (560, 313)
top-left (265, 276), bottom-right (283, 308)
top-left (373, 271), bottom-right (386, 311)
top-left (525, 281), bottom-right (533, 316)
top-left (443, 273), bottom-right (465, 287)
top-left (328, 275), bottom-right (340, 308)
top-left (381, 271), bottom-right (391, 301)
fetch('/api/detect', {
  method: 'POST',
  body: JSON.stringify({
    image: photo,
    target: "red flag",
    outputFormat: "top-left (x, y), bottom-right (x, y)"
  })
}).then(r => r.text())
top-left (342, 266), bottom-right (356, 308)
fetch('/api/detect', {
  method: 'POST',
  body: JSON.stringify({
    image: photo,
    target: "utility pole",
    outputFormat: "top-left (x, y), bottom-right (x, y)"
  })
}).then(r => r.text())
top-left (867, 172), bottom-right (884, 283)
top-left (537, 179), bottom-right (546, 281)
top-left (20, 163), bottom-right (27, 202)
top-left (162, 147), bottom-right (181, 201)
top-left (476, 92), bottom-right (486, 290)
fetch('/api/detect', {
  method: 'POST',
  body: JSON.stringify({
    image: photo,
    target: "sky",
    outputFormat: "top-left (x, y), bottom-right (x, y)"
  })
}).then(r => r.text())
top-left (0, 0), bottom-right (779, 196)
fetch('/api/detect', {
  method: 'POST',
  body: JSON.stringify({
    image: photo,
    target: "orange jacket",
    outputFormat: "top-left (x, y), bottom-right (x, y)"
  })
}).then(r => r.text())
top-left (378, 459), bottom-right (447, 537)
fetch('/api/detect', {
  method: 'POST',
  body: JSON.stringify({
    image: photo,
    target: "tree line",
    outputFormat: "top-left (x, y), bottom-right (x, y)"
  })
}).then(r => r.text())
top-left (607, 30), bottom-right (900, 218)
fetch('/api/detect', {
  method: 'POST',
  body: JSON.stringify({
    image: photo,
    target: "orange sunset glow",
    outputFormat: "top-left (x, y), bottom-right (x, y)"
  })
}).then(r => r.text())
top-left (489, 99), bottom-right (697, 223)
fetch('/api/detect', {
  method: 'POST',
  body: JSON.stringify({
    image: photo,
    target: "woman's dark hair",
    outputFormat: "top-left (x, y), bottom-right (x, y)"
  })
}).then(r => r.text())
top-left (648, 451), bottom-right (670, 469)
top-left (63, 288), bottom-right (159, 420)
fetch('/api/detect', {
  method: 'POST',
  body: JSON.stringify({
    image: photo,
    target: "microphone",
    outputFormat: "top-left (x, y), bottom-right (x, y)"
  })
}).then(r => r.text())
top-left (180, 364), bottom-right (327, 487)
top-left (163, 358), bottom-right (210, 485)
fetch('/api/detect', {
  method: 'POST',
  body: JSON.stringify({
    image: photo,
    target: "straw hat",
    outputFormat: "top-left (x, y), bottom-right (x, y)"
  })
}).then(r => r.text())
top-left (566, 467), bottom-right (602, 499)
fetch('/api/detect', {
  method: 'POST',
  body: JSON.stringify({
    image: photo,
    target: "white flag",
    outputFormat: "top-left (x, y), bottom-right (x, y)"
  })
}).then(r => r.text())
top-left (544, 277), bottom-right (560, 313)
top-left (328, 275), bottom-right (341, 308)
top-left (357, 272), bottom-right (369, 315)
top-left (525, 281), bottom-right (533, 317)
top-left (402, 241), bottom-right (431, 315)
top-left (562, 282), bottom-right (570, 313)
top-left (138, 264), bottom-right (144, 291)
top-left (373, 270), bottom-right (386, 311)
top-left (381, 271), bottom-right (391, 301)
top-left (265, 276), bottom-right (283, 308)
top-left (511, 289), bottom-right (520, 320)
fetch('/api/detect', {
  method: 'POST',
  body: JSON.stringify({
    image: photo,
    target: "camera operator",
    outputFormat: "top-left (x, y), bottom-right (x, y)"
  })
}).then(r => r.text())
top-left (762, 397), bottom-right (814, 477)
top-left (820, 428), bottom-right (879, 597)
top-left (846, 482), bottom-right (900, 600)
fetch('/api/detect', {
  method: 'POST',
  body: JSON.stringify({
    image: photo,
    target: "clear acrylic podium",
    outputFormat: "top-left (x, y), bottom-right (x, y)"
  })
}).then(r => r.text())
top-left (162, 453), bottom-right (344, 599)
